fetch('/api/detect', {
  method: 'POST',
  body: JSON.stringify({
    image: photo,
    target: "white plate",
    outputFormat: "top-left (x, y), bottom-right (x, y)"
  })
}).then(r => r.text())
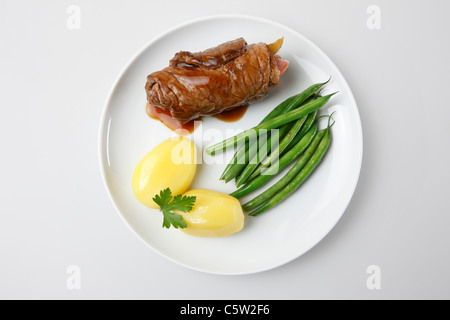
top-left (98, 14), bottom-right (362, 275)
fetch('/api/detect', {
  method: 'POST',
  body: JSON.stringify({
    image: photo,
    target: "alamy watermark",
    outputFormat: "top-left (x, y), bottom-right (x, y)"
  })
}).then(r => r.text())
top-left (66, 265), bottom-right (81, 290)
top-left (66, 5), bottom-right (81, 30)
top-left (167, 126), bottom-right (281, 174)
top-left (366, 265), bottom-right (381, 290)
top-left (367, 5), bottom-right (381, 30)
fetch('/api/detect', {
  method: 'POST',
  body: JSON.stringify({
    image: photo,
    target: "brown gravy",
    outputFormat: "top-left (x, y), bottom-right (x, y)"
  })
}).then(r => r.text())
top-left (212, 104), bottom-right (248, 122)
top-left (146, 103), bottom-right (202, 136)
top-left (146, 103), bottom-right (249, 135)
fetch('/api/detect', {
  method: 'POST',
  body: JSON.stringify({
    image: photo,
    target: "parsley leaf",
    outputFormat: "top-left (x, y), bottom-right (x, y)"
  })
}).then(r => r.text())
top-left (152, 188), bottom-right (196, 229)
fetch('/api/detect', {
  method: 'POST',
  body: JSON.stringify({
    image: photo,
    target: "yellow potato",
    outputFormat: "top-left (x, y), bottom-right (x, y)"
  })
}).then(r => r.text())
top-left (177, 189), bottom-right (244, 237)
top-left (132, 137), bottom-right (197, 209)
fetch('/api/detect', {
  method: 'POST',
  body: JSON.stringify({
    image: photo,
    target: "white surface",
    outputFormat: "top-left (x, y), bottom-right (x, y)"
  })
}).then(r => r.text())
top-left (1, 0), bottom-right (450, 299)
top-left (99, 15), bottom-right (362, 275)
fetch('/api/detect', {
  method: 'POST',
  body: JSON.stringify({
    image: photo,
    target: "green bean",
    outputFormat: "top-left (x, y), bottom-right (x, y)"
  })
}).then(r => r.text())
top-left (254, 116), bottom-right (308, 176)
top-left (222, 132), bottom-right (268, 183)
top-left (229, 122), bottom-right (318, 199)
top-left (260, 78), bottom-right (329, 122)
top-left (247, 110), bottom-right (318, 181)
top-left (281, 110), bottom-right (319, 156)
top-left (234, 114), bottom-right (307, 187)
top-left (225, 95), bottom-right (320, 183)
top-left (205, 93), bottom-right (336, 155)
top-left (242, 128), bottom-right (326, 212)
top-left (219, 95), bottom-right (297, 180)
top-left (233, 123), bottom-right (289, 186)
top-left (247, 125), bottom-right (332, 216)
top-left (220, 83), bottom-right (326, 180)
top-left (260, 95), bottom-right (297, 123)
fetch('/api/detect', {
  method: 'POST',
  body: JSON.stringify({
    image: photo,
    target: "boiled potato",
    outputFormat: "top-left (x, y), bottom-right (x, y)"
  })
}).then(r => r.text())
top-left (132, 137), bottom-right (197, 209)
top-left (177, 189), bottom-right (244, 237)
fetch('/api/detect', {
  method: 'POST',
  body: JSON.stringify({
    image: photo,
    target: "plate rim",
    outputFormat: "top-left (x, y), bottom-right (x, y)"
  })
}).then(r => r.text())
top-left (98, 13), bottom-right (363, 275)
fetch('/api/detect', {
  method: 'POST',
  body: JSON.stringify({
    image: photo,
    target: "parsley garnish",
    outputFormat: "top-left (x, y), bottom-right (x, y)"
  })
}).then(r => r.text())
top-left (152, 188), bottom-right (196, 229)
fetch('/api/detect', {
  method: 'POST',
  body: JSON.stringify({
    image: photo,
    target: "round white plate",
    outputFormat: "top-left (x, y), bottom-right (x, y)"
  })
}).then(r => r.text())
top-left (98, 14), bottom-right (362, 275)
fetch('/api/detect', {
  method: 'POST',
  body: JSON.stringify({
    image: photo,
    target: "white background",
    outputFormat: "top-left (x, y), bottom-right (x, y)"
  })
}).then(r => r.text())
top-left (1, 0), bottom-right (449, 299)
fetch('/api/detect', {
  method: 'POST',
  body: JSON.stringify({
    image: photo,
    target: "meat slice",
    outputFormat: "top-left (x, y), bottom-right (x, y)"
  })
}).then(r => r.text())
top-left (145, 38), bottom-right (289, 124)
top-left (169, 38), bottom-right (248, 70)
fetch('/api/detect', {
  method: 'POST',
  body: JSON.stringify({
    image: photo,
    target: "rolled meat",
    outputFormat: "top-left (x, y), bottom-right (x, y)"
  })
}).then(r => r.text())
top-left (145, 37), bottom-right (289, 124)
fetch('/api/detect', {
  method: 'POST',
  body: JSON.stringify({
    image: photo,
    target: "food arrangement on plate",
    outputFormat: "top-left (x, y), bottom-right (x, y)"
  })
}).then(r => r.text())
top-left (132, 37), bottom-right (337, 237)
